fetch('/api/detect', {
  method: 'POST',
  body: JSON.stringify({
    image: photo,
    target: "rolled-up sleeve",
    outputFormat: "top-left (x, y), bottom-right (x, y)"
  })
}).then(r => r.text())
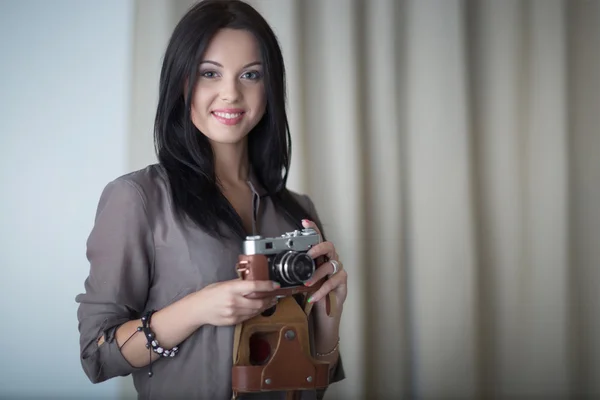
top-left (75, 178), bottom-right (154, 383)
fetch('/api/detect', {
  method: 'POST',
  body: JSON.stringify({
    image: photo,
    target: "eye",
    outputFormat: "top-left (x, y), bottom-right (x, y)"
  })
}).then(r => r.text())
top-left (200, 70), bottom-right (218, 78)
top-left (241, 70), bottom-right (262, 80)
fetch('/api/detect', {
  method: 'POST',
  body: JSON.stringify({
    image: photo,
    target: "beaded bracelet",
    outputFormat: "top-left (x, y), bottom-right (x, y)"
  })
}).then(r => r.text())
top-left (316, 337), bottom-right (340, 357)
top-left (140, 310), bottom-right (180, 377)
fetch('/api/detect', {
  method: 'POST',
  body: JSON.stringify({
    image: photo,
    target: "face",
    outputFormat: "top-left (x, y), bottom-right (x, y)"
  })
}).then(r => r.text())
top-left (190, 28), bottom-right (266, 146)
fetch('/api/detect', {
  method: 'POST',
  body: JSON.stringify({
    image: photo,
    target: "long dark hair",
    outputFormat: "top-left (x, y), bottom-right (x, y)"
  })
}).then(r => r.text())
top-left (154, 0), bottom-right (312, 239)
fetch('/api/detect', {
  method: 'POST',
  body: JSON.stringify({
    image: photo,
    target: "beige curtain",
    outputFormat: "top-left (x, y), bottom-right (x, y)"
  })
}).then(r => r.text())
top-left (129, 1), bottom-right (600, 399)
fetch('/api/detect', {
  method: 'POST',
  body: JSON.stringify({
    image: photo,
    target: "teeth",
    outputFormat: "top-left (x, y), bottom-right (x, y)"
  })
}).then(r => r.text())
top-left (213, 112), bottom-right (242, 119)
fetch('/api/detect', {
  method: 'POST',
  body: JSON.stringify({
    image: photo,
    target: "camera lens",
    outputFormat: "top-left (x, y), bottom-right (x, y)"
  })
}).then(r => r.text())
top-left (283, 252), bottom-right (315, 284)
top-left (272, 251), bottom-right (315, 285)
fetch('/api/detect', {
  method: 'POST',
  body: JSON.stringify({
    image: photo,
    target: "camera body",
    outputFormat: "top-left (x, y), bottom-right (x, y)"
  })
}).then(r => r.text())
top-left (236, 228), bottom-right (322, 297)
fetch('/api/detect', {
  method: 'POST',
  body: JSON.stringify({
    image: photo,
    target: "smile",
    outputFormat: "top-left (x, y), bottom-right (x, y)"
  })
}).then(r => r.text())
top-left (211, 110), bottom-right (245, 126)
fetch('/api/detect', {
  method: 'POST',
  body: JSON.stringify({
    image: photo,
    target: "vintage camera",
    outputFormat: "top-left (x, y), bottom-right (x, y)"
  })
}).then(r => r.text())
top-left (241, 228), bottom-right (320, 288)
top-left (231, 228), bottom-right (332, 397)
top-left (236, 228), bottom-right (324, 298)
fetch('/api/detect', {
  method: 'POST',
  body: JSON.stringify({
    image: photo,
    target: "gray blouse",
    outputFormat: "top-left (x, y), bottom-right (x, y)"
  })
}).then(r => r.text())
top-left (75, 164), bottom-right (344, 399)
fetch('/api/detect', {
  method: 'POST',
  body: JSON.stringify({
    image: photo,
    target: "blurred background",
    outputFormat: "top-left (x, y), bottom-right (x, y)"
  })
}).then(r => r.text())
top-left (1, 0), bottom-right (598, 399)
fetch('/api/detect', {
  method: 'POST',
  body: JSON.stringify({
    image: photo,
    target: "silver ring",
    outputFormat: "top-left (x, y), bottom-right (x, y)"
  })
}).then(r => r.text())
top-left (330, 259), bottom-right (341, 275)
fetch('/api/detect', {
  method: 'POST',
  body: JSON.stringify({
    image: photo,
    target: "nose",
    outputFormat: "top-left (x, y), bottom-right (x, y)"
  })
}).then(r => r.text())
top-left (219, 76), bottom-right (241, 103)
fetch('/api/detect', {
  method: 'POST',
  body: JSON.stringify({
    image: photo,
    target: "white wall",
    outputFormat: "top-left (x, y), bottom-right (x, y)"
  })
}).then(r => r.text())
top-left (0, 1), bottom-right (134, 398)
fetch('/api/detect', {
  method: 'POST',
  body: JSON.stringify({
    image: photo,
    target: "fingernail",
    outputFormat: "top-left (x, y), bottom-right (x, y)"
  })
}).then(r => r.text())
top-left (272, 282), bottom-right (281, 289)
top-left (307, 296), bottom-right (314, 303)
top-left (302, 219), bottom-right (310, 224)
top-left (304, 280), bottom-right (312, 287)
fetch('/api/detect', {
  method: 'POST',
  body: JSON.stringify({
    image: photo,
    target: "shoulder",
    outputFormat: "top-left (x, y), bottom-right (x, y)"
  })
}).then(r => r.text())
top-left (96, 164), bottom-right (168, 215)
top-left (284, 188), bottom-right (320, 220)
top-left (286, 189), bottom-right (314, 210)
top-left (110, 163), bottom-right (166, 194)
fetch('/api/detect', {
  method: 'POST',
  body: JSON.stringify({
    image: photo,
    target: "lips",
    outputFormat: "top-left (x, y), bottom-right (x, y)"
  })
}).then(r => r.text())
top-left (211, 109), bottom-right (245, 126)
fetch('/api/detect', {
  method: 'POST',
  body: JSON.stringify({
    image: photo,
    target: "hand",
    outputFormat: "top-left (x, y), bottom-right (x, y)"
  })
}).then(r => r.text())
top-left (193, 279), bottom-right (280, 326)
top-left (302, 219), bottom-right (348, 306)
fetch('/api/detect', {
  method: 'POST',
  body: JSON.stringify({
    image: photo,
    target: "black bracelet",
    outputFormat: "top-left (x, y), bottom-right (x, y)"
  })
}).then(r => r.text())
top-left (139, 310), bottom-right (180, 377)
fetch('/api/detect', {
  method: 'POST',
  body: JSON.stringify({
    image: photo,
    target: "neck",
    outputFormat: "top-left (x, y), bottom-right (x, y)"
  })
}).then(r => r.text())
top-left (212, 138), bottom-right (250, 186)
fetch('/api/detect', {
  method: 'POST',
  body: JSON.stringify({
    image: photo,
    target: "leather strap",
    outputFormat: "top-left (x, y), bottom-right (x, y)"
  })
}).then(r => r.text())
top-left (232, 322), bottom-right (243, 364)
top-left (232, 362), bottom-right (330, 391)
top-left (285, 391), bottom-right (302, 400)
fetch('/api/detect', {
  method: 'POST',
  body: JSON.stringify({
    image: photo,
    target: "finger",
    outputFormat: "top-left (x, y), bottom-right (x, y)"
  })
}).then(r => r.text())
top-left (261, 297), bottom-right (279, 311)
top-left (233, 302), bottom-right (277, 324)
top-left (307, 275), bottom-right (343, 303)
top-left (302, 219), bottom-right (321, 237)
top-left (240, 297), bottom-right (278, 317)
top-left (235, 296), bottom-right (274, 311)
top-left (233, 279), bottom-right (280, 296)
top-left (304, 259), bottom-right (342, 287)
top-left (307, 241), bottom-right (336, 260)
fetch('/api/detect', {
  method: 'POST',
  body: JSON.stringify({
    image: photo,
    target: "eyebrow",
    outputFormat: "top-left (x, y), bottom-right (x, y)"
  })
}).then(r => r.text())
top-left (199, 60), bottom-right (262, 69)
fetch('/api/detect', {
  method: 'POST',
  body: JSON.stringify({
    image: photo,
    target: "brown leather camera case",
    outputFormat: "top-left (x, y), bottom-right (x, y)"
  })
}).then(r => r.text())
top-left (231, 254), bottom-right (334, 399)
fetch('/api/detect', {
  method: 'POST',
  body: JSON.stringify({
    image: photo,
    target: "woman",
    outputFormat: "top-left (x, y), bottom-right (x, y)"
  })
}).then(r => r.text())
top-left (75, 0), bottom-right (347, 399)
